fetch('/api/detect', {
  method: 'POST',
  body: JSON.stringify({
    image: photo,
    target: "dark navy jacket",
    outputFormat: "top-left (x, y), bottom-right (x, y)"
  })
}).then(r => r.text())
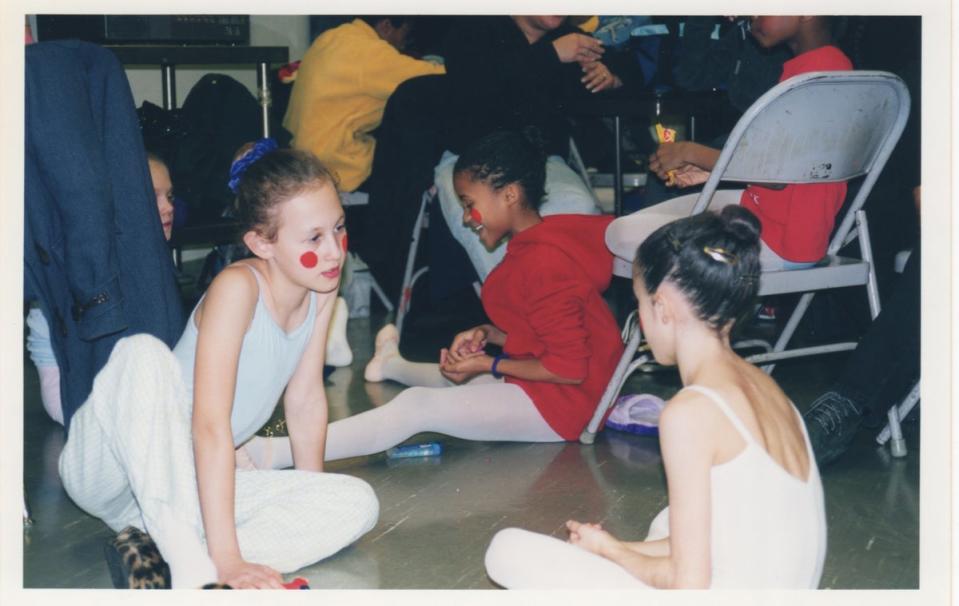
top-left (25, 40), bottom-right (186, 431)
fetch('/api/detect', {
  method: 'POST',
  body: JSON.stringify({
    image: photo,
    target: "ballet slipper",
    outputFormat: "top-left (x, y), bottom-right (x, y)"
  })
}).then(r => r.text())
top-left (363, 324), bottom-right (400, 382)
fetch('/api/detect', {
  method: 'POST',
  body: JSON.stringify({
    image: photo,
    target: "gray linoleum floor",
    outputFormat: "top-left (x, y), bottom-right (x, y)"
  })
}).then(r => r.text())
top-left (22, 306), bottom-right (919, 590)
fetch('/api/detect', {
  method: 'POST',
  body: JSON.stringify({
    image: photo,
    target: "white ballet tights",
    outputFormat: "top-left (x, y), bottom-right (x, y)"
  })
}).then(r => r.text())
top-left (239, 355), bottom-right (563, 469)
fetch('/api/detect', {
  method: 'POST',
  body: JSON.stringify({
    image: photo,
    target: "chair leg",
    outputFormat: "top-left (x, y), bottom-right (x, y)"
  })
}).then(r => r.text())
top-left (580, 327), bottom-right (644, 444)
top-left (761, 291), bottom-right (817, 374)
top-left (856, 210), bottom-right (882, 320)
top-left (395, 189), bottom-right (434, 337)
top-left (23, 491), bottom-right (33, 527)
top-left (877, 381), bottom-right (920, 457)
top-left (567, 137), bottom-right (598, 203)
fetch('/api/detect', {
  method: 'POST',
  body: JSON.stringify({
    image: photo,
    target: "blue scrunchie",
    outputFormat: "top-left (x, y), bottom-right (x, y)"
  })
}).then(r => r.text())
top-left (228, 137), bottom-right (279, 193)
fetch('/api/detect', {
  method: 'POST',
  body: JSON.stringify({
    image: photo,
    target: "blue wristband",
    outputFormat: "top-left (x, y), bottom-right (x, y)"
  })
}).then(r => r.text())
top-left (491, 353), bottom-right (509, 379)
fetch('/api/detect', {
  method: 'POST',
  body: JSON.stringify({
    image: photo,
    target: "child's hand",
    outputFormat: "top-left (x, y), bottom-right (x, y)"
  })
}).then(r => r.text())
top-left (217, 557), bottom-right (284, 589)
top-left (580, 61), bottom-right (622, 93)
top-left (649, 141), bottom-right (694, 178)
top-left (440, 348), bottom-right (491, 384)
top-left (671, 164), bottom-right (712, 188)
top-left (566, 520), bottom-right (618, 557)
top-left (448, 327), bottom-right (488, 362)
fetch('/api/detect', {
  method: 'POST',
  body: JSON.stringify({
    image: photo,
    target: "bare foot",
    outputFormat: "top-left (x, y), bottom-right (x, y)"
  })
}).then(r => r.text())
top-left (364, 324), bottom-right (400, 382)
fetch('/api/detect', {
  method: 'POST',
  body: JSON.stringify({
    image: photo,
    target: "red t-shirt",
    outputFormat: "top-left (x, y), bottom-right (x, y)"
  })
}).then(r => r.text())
top-left (739, 45), bottom-right (853, 262)
top-left (482, 215), bottom-right (624, 440)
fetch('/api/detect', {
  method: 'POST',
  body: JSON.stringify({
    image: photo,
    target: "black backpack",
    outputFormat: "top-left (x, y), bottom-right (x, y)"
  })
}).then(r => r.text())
top-left (171, 74), bottom-right (289, 225)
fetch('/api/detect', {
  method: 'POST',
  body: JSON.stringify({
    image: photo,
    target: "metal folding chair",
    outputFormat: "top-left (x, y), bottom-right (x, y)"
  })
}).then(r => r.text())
top-left (581, 71), bottom-right (911, 444)
top-left (395, 187), bottom-right (438, 337)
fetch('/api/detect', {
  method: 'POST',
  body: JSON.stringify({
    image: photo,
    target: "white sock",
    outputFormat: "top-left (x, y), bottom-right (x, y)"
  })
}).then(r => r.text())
top-left (363, 324), bottom-right (400, 382)
top-left (325, 297), bottom-right (353, 367)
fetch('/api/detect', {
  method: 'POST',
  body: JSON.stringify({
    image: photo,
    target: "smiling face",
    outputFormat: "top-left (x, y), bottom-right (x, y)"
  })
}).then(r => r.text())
top-left (454, 171), bottom-right (512, 250)
top-left (267, 182), bottom-right (347, 294)
top-left (148, 158), bottom-right (174, 241)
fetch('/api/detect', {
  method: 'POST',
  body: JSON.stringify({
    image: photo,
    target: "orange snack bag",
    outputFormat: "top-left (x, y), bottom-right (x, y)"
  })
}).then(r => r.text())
top-left (655, 123), bottom-right (678, 186)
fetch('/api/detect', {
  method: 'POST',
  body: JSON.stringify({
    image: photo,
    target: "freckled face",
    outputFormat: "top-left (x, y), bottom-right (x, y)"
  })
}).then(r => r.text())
top-left (454, 172), bottom-right (510, 250)
top-left (271, 183), bottom-right (347, 293)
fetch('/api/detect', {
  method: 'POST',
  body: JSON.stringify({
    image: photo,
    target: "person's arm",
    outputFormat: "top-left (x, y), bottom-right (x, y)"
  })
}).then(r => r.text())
top-left (441, 353), bottom-right (583, 385)
top-left (446, 323), bottom-right (507, 362)
top-left (361, 38), bottom-right (446, 101)
top-left (192, 266), bottom-right (283, 589)
top-left (650, 141), bottom-right (722, 175)
top-left (567, 392), bottom-right (715, 588)
top-left (443, 247), bottom-right (592, 384)
top-left (282, 292), bottom-right (338, 472)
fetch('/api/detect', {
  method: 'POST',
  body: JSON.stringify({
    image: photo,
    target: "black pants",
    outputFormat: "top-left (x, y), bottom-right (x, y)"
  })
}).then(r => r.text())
top-left (836, 247), bottom-right (920, 414)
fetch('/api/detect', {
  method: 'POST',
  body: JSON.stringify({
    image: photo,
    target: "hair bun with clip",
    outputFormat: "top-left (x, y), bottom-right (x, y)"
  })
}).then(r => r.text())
top-left (228, 138), bottom-right (278, 193)
top-left (702, 245), bottom-right (738, 265)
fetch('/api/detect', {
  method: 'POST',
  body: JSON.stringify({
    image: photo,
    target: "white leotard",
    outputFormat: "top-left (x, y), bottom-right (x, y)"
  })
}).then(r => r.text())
top-left (646, 384), bottom-right (827, 588)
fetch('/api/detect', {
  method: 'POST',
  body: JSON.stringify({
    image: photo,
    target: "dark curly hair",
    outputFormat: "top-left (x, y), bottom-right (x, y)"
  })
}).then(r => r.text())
top-left (453, 128), bottom-right (547, 210)
top-left (234, 149), bottom-right (338, 241)
top-left (635, 205), bottom-right (762, 332)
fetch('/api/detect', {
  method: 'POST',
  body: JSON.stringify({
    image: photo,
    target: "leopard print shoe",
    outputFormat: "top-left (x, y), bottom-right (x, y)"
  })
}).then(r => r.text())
top-left (104, 526), bottom-right (171, 589)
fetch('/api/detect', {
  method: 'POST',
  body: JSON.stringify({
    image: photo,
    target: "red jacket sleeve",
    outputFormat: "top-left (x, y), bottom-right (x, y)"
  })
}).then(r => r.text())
top-left (522, 247), bottom-right (591, 381)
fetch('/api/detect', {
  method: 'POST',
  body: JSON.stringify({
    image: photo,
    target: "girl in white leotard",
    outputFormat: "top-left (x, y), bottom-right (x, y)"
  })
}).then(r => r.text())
top-left (485, 204), bottom-right (827, 589)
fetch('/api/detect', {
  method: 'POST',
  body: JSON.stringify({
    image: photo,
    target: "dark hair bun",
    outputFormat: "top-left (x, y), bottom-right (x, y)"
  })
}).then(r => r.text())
top-left (720, 204), bottom-right (761, 246)
top-left (635, 206), bottom-right (763, 332)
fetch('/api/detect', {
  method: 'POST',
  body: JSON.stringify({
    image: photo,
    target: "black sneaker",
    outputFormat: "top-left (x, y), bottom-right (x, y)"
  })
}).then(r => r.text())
top-left (803, 391), bottom-right (864, 467)
top-left (104, 526), bottom-right (171, 589)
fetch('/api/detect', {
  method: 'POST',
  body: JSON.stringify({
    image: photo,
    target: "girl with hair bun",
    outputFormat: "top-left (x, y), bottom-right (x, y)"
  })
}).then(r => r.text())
top-left (58, 143), bottom-right (379, 589)
top-left (485, 205), bottom-right (827, 590)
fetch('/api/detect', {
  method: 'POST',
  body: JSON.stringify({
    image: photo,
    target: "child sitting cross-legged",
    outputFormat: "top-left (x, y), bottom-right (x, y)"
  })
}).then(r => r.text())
top-left (485, 205), bottom-right (826, 589)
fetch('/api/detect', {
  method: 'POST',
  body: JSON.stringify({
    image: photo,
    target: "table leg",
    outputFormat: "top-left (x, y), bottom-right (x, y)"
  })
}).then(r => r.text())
top-left (257, 61), bottom-right (271, 139)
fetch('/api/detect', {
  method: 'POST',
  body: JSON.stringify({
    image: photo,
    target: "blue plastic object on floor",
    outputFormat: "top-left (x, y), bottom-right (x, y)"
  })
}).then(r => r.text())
top-left (605, 393), bottom-right (666, 436)
top-left (386, 442), bottom-right (442, 459)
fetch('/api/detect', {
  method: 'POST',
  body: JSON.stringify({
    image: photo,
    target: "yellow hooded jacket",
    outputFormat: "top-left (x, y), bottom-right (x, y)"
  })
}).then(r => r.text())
top-left (283, 19), bottom-right (445, 191)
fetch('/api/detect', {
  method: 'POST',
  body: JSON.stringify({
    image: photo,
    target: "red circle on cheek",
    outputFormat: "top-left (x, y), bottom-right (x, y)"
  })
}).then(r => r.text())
top-left (341, 233), bottom-right (348, 254)
top-left (469, 208), bottom-right (483, 224)
top-left (299, 251), bottom-right (318, 268)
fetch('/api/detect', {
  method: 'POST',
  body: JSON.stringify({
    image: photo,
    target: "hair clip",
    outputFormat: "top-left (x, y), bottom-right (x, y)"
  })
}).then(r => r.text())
top-left (702, 245), bottom-right (738, 265)
top-left (738, 274), bottom-right (759, 285)
top-left (228, 137), bottom-right (278, 193)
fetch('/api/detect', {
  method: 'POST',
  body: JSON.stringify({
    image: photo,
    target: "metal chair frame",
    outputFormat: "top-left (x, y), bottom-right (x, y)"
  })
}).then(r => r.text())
top-left (581, 71), bottom-right (911, 444)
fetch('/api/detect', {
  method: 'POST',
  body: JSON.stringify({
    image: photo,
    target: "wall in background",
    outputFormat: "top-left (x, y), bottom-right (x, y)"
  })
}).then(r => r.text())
top-left (125, 15), bottom-right (309, 108)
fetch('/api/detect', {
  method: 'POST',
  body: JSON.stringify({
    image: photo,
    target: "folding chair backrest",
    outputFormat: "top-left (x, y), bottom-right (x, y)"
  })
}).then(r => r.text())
top-left (692, 71), bottom-right (911, 253)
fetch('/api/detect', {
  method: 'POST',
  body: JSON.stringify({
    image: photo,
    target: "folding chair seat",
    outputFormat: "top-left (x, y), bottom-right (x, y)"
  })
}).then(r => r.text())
top-left (581, 71), bottom-right (911, 444)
